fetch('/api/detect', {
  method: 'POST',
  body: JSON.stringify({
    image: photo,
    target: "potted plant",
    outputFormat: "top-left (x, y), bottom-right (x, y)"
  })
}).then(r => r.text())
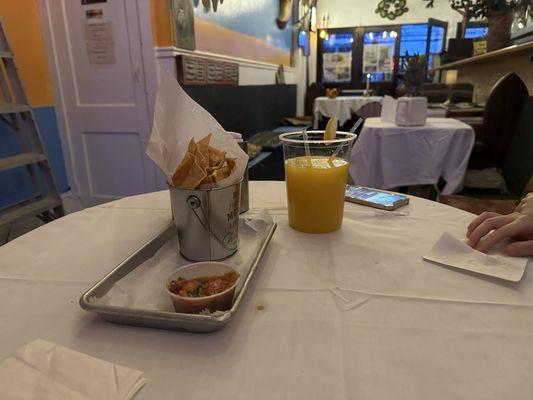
top-left (472, 0), bottom-right (531, 51)
top-left (398, 53), bottom-right (427, 96)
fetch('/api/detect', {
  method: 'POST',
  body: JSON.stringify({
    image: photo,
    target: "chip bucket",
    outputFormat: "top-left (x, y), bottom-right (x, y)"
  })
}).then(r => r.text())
top-left (169, 178), bottom-right (242, 261)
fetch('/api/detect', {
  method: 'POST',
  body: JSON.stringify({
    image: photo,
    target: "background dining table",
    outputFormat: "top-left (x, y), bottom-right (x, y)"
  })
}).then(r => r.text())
top-left (1, 181), bottom-right (532, 399)
top-left (313, 96), bottom-right (383, 128)
top-left (350, 117), bottom-right (475, 194)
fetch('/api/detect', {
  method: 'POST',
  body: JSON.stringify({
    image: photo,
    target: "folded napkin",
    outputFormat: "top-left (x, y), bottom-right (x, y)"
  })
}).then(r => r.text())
top-left (0, 340), bottom-right (146, 400)
top-left (381, 95), bottom-right (428, 126)
top-left (423, 232), bottom-right (529, 282)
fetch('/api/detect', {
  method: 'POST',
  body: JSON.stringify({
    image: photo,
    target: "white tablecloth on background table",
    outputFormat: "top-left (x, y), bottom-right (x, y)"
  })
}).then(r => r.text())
top-left (1, 181), bottom-right (532, 399)
top-left (313, 96), bottom-right (383, 128)
top-left (350, 117), bottom-right (475, 194)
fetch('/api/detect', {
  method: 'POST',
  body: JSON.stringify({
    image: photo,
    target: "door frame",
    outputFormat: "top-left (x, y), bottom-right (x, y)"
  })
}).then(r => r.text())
top-left (36, 0), bottom-right (158, 206)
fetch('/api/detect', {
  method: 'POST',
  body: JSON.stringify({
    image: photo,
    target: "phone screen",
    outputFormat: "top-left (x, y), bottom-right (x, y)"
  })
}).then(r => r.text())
top-left (345, 186), bottom-right (407, 207)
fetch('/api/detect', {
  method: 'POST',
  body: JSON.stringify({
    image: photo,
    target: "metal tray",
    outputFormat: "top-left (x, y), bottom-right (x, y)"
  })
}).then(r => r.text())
top-left (80, 219), bottom-right (276, 333)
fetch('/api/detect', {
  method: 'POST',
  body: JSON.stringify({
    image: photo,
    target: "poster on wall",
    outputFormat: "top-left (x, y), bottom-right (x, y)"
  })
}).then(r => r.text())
top-left (378, 44), bottom-right (393, 73)
top-left (362, 44), bottom-right (378, 73)
top-left (322, 52), bottom-right (352, 83)
top-left (363, 43), bottom-right (393, 74)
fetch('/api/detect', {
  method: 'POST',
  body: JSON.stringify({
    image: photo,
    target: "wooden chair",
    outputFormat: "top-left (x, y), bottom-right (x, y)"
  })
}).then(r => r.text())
top-left (304, 82), bottom-right (326, 118)
top-left (440, 96), bottom-right (533, 215)
top-left (468, 72), bottom-right (529, 169)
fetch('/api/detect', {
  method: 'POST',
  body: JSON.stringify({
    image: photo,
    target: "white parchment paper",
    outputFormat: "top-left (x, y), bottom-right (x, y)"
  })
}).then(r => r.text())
top-left (146, 71), bottom-right (248, 187)
top-left (93, 211), bottom-right (273, 311)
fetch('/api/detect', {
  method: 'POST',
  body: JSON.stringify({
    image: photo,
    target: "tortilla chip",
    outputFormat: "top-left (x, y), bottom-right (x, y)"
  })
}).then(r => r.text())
top-left (187, 138), bottom-right (198, 154)
top-left (226, 157), bottom-right (236, 172)
top-left (171, 133), bottom-right (236, 189)
top-left (195, 147), bottom-right (209, 170)
top-left (197, 133), bottom-right (212, 155)
top-left (179, 157), bottom-right (208, 189)
top-left (200, 173), bottom-right (216, 185)
top-left (208, 147), bottom-right (225, 167)
top-left (214, 164), bottom-right (231, 181)
top-left (171, 152), bottom-right (208, 189)
top-left (171, 152), bottom-right (195, 187)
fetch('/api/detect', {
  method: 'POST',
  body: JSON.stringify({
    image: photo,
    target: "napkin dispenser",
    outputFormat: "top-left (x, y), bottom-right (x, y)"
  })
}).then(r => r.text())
top-left (381, 96), bottom-right (428, 126)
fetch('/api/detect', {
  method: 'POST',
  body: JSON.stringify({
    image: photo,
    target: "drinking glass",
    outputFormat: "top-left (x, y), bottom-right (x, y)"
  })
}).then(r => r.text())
top-left (279, 131), bottom-right (356, 233)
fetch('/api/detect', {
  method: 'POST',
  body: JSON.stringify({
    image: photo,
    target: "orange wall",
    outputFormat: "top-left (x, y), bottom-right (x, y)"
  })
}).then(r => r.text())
top-left (150, 0), bottom-right (172, 47)
top-left (0, 0), bottom-right (53, 107)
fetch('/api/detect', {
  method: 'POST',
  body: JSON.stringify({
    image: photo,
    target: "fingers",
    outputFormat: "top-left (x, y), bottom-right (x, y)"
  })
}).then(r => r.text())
top-left (507, 240), bottom-right (533, 257)
top-left (466, 212), bottom-right (501, 238)
top-left (467, 214), bottom-right (517, 248)
top-left (475, 222), bottom-right (523, 253)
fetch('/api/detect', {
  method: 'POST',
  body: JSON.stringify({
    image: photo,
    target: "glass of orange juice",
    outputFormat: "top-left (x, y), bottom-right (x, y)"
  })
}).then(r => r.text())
top-left (279, 130), bottom-right (356, 233)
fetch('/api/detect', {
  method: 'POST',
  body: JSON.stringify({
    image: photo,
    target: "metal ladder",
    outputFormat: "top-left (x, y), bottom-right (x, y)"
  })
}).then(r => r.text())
top-left (0, 18), bottom-right (64, 233)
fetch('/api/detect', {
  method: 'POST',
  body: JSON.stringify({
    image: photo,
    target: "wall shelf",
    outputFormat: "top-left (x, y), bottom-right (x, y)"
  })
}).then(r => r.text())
top-left (435, 41), bottom-right (533, 70)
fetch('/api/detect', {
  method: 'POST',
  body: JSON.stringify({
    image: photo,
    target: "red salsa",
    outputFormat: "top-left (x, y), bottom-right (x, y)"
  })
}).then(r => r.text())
top-left (168, 271), bottom-right (239, 298)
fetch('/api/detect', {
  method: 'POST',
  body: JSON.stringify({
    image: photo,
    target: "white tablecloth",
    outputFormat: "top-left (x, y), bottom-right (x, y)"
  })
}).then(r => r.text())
top-left (1, 181), bottom-right (532, 399)
top-left (350, 117), bottom-right (475, 194)
top-left (313, 96), bottom-right (383, 128)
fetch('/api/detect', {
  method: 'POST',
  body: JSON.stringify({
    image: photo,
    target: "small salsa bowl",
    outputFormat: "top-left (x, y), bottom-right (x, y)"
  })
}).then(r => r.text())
top-left (165, 262), bottom-right (240, 314)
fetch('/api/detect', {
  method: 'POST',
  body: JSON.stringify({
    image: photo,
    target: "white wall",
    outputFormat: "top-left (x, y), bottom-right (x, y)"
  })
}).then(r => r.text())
top-left (318, 0), bottom-right (463, 37)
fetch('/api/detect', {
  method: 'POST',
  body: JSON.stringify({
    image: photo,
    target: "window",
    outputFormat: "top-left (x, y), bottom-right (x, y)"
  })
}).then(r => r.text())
top-left (322, 33), bottom-right (354, 83)
top-left (362, 30), bottom-right (396, 82)
top-left (456, 22), bottom-right (488, 39)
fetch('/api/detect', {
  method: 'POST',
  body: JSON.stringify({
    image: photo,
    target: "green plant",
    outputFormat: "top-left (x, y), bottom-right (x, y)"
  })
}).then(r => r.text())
top-left (424, 1), bottom-right (531, 37)
top-left (472, 0), bottom-right (530, 18)
top-left (400, 52), bottom-right (427, 96)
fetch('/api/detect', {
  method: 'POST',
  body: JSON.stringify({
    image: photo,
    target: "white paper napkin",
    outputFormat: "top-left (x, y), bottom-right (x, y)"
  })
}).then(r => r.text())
top-left (423, 232), bottom-right (529, 282)
top-left (0, 339), bottom-right (146, 400)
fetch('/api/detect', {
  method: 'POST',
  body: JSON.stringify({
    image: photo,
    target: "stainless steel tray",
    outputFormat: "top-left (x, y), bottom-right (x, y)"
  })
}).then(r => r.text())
top-left (80, 218), bottom-right (276, 333)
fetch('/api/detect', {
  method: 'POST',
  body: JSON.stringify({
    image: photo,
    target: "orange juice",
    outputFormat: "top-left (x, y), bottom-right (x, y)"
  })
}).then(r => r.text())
top-left (285, 156), bottom-right (349, 233)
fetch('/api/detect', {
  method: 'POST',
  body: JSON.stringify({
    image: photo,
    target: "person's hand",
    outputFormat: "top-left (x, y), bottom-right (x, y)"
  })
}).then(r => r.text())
top-left (466, 194), bottom-right (533, 256)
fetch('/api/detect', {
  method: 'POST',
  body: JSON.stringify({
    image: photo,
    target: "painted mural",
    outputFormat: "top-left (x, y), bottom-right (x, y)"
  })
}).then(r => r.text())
top-left (192, 0), bottom-right (293, 65)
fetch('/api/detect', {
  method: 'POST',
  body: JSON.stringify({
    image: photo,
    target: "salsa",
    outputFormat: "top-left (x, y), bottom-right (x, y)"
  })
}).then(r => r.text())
top-left (168, 271), bottom-right (239, 298)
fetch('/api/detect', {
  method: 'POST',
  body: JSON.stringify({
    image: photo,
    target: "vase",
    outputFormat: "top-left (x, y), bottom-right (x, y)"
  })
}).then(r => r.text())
top-left (486, 11), bottom-right (514, 52)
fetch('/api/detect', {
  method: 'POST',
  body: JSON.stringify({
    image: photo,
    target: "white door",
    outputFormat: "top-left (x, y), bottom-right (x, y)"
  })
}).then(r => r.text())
top-left (38, 0), bottom-right (157, 207)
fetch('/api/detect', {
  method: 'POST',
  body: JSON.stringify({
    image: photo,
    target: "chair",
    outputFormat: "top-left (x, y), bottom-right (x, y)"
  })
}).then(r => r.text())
top-left (468, 72), bottom-right (529, 169)
top-left (304, 82), bottom-right (326, 118)
top-left (440, 96), bottom-right (533, 215)
top-left (421, 83), bottom-right (474, 103)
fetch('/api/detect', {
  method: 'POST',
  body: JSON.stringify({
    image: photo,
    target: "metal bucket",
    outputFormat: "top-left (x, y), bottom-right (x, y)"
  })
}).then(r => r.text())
top-left (169, 179), bottom-right (242, 261)
top-left (238, 140), bottom-right (249, 214)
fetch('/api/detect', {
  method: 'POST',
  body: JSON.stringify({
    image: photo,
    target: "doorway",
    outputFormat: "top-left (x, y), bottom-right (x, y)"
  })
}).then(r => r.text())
top-left (38, 0), bottom-right (158, 208)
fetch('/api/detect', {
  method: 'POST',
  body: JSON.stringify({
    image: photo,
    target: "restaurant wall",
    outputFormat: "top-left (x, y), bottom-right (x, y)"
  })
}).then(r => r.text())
top-left (310, 0), bottom-right (464, 84)
top-left (150, 0), bottom-right (306, 115)
top-left (318, 0), bottom-right (463, 37)
top-left (0, 0), bottom-right (69, 208)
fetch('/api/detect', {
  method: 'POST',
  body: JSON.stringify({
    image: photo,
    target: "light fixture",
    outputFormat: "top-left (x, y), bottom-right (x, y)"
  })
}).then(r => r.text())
top-left (369, 32), bottom-right (374, 40)
top-left (382, 31), bottom-right (387, 38)
top-left (444, 70), bottom-right (458, 107)
top-left (310, 6), bottom-right (317, 31)
top-left (319, 29), bottom-right (327, 39)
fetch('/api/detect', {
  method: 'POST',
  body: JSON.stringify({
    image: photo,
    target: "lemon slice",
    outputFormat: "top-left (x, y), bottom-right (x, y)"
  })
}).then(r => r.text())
top-left (324, 116), bottom-right (338, 140)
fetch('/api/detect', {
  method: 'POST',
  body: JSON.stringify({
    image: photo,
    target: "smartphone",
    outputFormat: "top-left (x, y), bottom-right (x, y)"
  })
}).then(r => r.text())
top-left (345, 185), bottom-right (409, 211)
